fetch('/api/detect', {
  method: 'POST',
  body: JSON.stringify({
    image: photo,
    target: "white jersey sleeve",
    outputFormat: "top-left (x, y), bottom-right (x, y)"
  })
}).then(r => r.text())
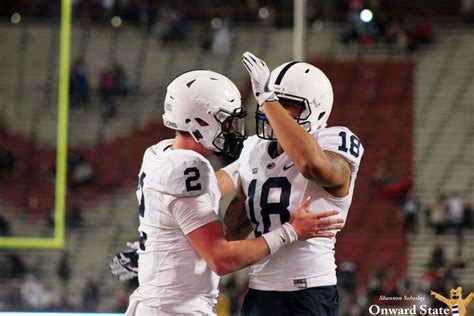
top-left (315, 126), bottom-right (364, 173)
top-left (149, 153), bottom-right (213, 197)
top-left (169, 194), bottom-right (219, 235)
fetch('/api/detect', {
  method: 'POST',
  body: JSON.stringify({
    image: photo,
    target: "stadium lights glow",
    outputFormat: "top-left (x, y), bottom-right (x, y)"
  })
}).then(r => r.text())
top-left (312, 19), bottom-right (323, 31)
top-left (111, 16), bottom-right (122, 28)
top-left (11, 12), bottom-right (21, 24)
top-left (360, 9), bottom-right (373, 23)
top-left (211, 17), bottom-right (222, 29)
top-left (258, 7), bottom-right (269, 19)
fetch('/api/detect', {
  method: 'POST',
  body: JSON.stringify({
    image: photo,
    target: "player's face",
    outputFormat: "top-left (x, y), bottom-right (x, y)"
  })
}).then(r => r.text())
top-left (222, 115), bottom-right (243, 134)
top-left (212, 108), bottom-right (247, 158)
top-left (216, 108), bottom-right (246, 136)
top-left (279, 99), bottom-right (305, 119)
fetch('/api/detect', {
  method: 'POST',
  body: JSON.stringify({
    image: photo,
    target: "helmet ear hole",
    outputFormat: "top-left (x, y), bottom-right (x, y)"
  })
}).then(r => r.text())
top-left (318, 112), bottom-right (326, 121)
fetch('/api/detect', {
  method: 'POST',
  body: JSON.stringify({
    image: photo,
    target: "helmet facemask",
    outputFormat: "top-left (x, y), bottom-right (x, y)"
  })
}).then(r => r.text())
top-left (212, 107), bottom-right (247, 159)
top-left (256, 95), bottom-right (313, 140)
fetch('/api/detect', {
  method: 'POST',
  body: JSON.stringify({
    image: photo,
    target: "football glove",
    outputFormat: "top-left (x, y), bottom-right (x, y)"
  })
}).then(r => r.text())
top-left (109, 241), bottom-right (139, 281)
top-left (242, 51), bottom-right (278, 106)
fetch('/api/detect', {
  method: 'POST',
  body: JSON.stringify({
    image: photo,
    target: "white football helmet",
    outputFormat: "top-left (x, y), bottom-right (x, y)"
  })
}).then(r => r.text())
top-left (256, 61), bottom-right (334, 139)
top-left (162, 70), bottom-right (246, 158)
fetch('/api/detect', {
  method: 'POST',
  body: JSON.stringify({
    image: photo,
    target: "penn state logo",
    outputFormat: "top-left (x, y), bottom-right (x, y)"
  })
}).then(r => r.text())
top-left (266, 162), bottom-right (275, 169)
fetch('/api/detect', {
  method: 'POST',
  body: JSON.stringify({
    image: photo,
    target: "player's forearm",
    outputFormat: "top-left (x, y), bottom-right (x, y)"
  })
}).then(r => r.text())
top-left (223, 186), bottom-right (253, 241)
top-left (264, 101), bottom-right (323, 159)
top-left (224, 214), bottom-right (253, 241)
top-left (188, 220), bottom-right (264, 277)
top-left (212, 238), bottom-right (269, 276)
top-left (262, 102), bottom-right (331, 176)
top-left (215, 220), bottom-right (300, 275)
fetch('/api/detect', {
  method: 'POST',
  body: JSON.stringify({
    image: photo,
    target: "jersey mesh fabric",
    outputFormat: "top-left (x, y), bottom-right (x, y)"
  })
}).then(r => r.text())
top-left (238, 127), bottom-right (363, 291)
top-left (128, 139), bottom-right (220, 314)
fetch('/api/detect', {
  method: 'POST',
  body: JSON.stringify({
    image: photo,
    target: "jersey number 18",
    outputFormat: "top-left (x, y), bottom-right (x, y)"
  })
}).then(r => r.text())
top-left (247, 177), bottom-right (291, 237)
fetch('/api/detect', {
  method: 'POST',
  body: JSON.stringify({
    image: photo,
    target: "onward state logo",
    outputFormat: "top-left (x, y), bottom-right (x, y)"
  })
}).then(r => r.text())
top-left (369, 288), bottom-right (473, 315)
top-left (369, 304), bottom-right (449, 315)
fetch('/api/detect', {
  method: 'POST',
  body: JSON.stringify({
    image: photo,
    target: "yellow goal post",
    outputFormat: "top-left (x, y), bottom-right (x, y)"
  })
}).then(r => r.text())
top-left (0, 0), bottom-right (71, 249)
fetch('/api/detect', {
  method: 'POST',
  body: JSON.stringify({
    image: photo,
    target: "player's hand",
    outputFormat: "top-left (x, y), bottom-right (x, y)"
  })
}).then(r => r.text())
top-left (109, 241), bottom-right (139, 281)
top-left (242, 51), bottom-right (278, 105)
top-left (289, 197), bottom-right (344, 240)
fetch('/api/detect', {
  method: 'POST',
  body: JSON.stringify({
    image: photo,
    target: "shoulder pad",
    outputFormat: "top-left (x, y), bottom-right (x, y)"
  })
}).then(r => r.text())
top-left (148, 151), bottom-right (214, 197)
top-left (242, 135), bottom-right (261, 151)
top-left (315, 126), bottom-right (364, 172)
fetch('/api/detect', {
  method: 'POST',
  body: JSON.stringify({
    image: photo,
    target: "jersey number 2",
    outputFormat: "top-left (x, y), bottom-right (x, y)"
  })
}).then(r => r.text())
top-left (138, 172), bottom-right (147, 251)
top-left (247, 177), bottom-right (291, 237)
top-left (184, 167), bottom-right (202, 191)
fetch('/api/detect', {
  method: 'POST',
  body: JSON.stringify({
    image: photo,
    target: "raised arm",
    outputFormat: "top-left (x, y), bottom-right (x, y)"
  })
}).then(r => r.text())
top-left (430, 291), bottom-right (450, 305)
top-left (262, 101), bottom-right (350, 188)
top-left (242, 52), bottom-right (351, 194)
top-left (464, 292), bottom-right (474, 305)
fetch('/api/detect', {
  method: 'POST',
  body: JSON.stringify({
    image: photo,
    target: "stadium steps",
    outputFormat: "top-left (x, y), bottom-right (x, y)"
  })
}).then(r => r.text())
top-left (1, 22), bottom-right (472, 310)
top-left (0, 192), bottom-right (139, 309)
top-left (0, 22), bottom-right (346, 148)
top-left (64, 192), bottom-right (139, 308)
top-left (408, 233), bottom-right (474, 287)
top-left (408, 26), bottom-right (474, 289)
top-left (318, 56), bottom-right (414, 283)
top-left (414, 27), bottom-right (474, 199)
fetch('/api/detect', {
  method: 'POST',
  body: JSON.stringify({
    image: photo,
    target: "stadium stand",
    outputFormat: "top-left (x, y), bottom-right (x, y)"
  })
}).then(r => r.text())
top-left (0, 18), bottom-right (472, 312)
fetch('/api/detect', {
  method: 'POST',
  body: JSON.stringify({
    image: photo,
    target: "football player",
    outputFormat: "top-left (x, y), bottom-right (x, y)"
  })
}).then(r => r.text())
top-left (122, 69), bottom-right (345, 315)
top-left (220, 52), bottom-right (364, 315)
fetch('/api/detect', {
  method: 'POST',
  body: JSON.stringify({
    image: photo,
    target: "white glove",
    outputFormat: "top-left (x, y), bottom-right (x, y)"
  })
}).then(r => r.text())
top-left (242, 51), bottom-right (278, 105)
top-left (109, 241), bottom-right (139, 281)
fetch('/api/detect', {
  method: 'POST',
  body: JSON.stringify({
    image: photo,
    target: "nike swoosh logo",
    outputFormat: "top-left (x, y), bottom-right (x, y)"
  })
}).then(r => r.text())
top-left (280, 236), bottom-right (286, 242)
top-left (283, 163), bottom-right (295, 171)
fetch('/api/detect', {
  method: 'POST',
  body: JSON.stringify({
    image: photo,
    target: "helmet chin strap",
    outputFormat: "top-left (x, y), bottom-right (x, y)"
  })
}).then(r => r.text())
top-left (184, 118), bottom-right (221, 154)
top-left (185, 119), bottom-right (204, 143)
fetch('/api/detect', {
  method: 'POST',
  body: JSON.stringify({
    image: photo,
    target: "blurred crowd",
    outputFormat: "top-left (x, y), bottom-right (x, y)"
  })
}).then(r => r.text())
top-left (2, 0), bottom-right (473, 57)
top-left (398, 190), bottom-right (472, 243)
top-left (0, 251), bottom-right (106, 312)
top-left (0, 185), bottom-right (471, 314)
top-left (1, 0), bottom-right (472, 34)
top-left (70, 57), bottom-right (135, 119)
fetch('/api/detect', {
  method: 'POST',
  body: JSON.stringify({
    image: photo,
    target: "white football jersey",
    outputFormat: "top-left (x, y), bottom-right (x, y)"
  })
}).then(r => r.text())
top-left (128, 139), bottom-right (221, 315)
top-left (239, 126), bottom-right (363, 291)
